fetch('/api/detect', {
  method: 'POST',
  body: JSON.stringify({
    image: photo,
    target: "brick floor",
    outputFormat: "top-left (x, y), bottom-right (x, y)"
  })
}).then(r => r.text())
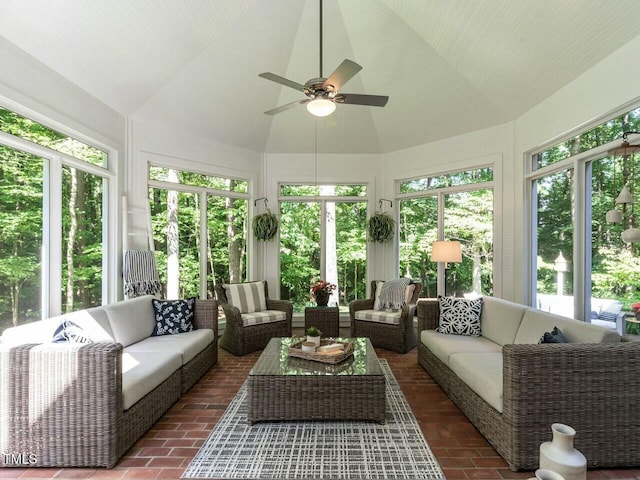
top-left (5, 331), bottom-right (640, 480)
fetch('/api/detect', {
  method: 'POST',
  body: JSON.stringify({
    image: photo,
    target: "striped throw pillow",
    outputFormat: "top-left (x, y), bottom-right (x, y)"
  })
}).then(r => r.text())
top-left (224, 281), bottom-right (267, 314)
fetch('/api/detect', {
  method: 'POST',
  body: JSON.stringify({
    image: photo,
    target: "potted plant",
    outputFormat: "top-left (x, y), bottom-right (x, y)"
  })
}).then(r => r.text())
top-left (367, 211), bottom-right (395, 243)
top-left (306, 326), bottom-right (322, 346)
top-left (310, 280), bottom-right (336, 306)
top-left (632, 302), bottom-right (640, 321)
top-left (252, 209), bottom-right (279, 241)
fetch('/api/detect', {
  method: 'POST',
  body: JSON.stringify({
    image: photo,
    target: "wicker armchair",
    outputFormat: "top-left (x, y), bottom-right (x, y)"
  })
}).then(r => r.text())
top-left (349, 280), bottom-right (421, 353)
top-left (215, 281), bottom-right (293, 356)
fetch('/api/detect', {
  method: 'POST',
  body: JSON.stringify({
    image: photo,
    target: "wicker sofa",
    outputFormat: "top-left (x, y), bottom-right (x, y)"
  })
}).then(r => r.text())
top-left (417, 296), bottom-right (640, 471)
top-left (0, 295), bottom-right (217, 469)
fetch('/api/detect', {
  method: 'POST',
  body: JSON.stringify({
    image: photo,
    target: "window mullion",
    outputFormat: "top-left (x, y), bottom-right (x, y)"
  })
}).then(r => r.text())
top-left (47, 156), bottom-right (63, 317)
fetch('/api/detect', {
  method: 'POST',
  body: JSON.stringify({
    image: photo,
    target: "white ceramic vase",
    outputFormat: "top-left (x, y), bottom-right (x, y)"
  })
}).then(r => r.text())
top-left (529, 469), bottom-right (566, 480)
top-left (307, 335), bottom-right (321, 347)
top-left (539, 423), bottom-right (586, 480)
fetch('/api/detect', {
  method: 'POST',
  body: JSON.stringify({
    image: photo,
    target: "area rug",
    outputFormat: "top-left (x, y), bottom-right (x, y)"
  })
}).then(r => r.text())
top-left (182, 360), bottom-right (445, 480)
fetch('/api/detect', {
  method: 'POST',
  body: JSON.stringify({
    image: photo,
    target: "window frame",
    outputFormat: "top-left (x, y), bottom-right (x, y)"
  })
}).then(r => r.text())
top-left (0, 103), bottom-right (118, 320)
top-left (524, 103), bottom-right (640, 319)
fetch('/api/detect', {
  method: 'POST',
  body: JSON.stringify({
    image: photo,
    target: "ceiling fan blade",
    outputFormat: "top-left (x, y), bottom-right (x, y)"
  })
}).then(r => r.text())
top-left (264, 99), bottom-right (308, 115)
top-left (323, 59), bottom-right (362, 91)
top-left (259, 72), bottom-right (306, 92)
top-left (335, 93), bottom-right (389, 107)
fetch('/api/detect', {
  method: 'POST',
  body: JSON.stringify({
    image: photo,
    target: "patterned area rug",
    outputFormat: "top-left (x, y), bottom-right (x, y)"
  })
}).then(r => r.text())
top-left (182, 360), bottom-right (444, 479)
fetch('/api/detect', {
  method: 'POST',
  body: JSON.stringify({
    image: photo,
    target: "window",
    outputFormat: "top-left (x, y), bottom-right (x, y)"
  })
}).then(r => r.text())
top-left (398, 168), bottom-right (494, 297)
top-left (0, 106), bottom-right (113, 335)
top-left (148, 166), bottom-right (249, 299)
top-left (279, 185), bottom-right (367, 312)
top-left (528, 106), bottom-right (640, 331)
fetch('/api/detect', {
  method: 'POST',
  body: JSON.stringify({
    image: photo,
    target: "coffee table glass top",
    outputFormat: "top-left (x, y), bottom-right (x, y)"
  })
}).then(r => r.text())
top-left (250, 337), bottom-right (383, 377)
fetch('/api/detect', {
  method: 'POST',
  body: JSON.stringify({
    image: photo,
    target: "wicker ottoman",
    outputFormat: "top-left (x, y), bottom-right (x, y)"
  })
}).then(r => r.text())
top-left (247, 337), bottom-right (385, 424)
top-left (304, 306), bottom-right (340, 337)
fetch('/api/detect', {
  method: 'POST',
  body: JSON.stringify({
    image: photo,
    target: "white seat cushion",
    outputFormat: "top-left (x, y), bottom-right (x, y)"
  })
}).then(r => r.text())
top-left (241, 310), bottom-right (287, 326)
top-left (354, 309), bottom-right (401, 325)
top-left (121, 351), bottom-right (182, 410)
top-left (449, 352), bottom-right (504, 413)
top-left (224, 282), bottom-right (267, 313)
top-left (420, 329), bottom-right (501, 367)
top-left (124, 329), bottom-right (214, 365)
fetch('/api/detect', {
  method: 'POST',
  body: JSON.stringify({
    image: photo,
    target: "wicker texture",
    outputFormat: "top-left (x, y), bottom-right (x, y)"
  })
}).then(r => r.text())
top-left (1, 299), bottom-right (218, 469)
top-left (304, 306), bottom-right (340, 337)
top-left (247, 338), bottom-right (385, 424)
top-left (216, 281), bottom-right (292, 356)
top-left (349, 280), bottom-right (421, 353)
top-left (417, 298), bottom-right (640, 471)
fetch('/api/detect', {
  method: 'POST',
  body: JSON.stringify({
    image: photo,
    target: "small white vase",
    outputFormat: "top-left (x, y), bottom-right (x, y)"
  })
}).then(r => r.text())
top-left (307, 335), bottom-right (321, 347)
top-left (539, 423), bottom-right (586, 480)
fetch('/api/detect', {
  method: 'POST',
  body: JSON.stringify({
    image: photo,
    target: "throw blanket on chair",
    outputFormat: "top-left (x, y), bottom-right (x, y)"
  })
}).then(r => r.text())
top-left (378, 277), bottom-right (411, 310)
top-left (123, 250), bottom-right (162, 298)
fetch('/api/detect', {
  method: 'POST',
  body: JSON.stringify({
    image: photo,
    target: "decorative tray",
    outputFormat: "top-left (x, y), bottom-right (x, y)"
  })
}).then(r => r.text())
top-left (288, 339), bottom-right (354, 364)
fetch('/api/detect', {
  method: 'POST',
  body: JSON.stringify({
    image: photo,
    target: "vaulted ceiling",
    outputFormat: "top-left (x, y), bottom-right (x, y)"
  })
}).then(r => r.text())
top-left (2, 0), bottom-right (640, 154)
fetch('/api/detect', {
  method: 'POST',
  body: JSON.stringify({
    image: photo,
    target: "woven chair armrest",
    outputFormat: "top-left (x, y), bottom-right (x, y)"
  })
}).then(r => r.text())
top-left (194, 299), bottom-right (218, 334)
top-left (502, 342), bottom-right (640, 422)
top-left (219, 303), bottom-right (244, 328)
top-left (266, 299), bottom-right (293, 319)
top-left (7, 342), bottom-right (123, 467)
top-left (397, 303), bottom-right (417, 327)
top-left (417, 298), bottom-right (439, 331)
top-left (349, 298), bottom-right (374, 316)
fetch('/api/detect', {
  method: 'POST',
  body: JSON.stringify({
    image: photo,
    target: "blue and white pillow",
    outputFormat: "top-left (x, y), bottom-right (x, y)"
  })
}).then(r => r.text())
top-left (52, 319), bottom-right (92, 344)
top-left (436, 296), bottom-right (483, 336)
top-left (152, 298), bottom-right (195, 336)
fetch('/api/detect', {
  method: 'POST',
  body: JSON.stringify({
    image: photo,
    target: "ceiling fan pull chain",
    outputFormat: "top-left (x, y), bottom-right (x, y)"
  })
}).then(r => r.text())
top-left (319, 0), bottom-right (323, 78)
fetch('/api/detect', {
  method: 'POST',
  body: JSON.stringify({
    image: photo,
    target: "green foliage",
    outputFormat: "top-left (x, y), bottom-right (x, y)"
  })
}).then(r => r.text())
top-left (367, 212), bottom-right (395, 243)
top-left (252, 209), bottom-right (279, 241)
top-left (306, 326), bottom-right (321, 337)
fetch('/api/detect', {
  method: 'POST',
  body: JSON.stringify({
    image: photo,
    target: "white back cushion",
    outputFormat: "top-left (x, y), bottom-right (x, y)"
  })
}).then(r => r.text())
top-left (224, 281), bottom-right (267, 314)
top-left (514, 309), bottom-right (621, 344)
top-left (104, 295), bottom-right (156, 347)
top-left (480, 296), bottom-right (528, 346)
top-left (1, 307), bottom-right (115, 346)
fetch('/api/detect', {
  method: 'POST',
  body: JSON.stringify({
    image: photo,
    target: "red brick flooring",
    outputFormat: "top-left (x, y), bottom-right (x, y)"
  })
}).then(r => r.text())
top-left (2, 335), bottom-right (639, 480)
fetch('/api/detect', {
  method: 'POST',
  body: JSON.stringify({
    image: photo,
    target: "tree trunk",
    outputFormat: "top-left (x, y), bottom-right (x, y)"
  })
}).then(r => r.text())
top-left (226, 180), bottom-right (243, 283)
top-left (167, 170), bottom-right (180, 299)
top-left (320, 186), bottom-right (338, 305)
top-left (66, 167), bottom-right (78, 312)
top-left (472, 250), bottom-right (482, 294)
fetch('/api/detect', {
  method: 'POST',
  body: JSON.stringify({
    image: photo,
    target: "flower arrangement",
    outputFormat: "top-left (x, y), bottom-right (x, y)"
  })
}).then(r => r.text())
top-left (310, 280), bottom-right (337, 296)
top-left (631, 302), bottom-right (640, 312)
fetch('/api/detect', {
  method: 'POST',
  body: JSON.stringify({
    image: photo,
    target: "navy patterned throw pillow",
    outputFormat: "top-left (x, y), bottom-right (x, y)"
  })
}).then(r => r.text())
top-left (152, 298), bottom-right (196, 336)
top-left (436, 296), bottom-right (483, 336)
top-left (52, 319), bottom-right (92, 344)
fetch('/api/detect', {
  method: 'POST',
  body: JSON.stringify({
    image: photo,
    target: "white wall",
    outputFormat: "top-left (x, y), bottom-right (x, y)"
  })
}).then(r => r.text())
top-left (513, 33), bottom-right (640, 303)
top-left (385, 123), bottom-right (515, 299)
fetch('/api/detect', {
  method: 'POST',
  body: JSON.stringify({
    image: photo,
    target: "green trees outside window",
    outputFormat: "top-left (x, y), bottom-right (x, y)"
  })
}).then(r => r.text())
top-left (148, 167), bottom-right (248, 299)
top-left (0, 108), bottom-right (109, 335)
top-left (279, 185), bottom-right (367, 312)
top-left (399, 170), bottom-right (494, 298)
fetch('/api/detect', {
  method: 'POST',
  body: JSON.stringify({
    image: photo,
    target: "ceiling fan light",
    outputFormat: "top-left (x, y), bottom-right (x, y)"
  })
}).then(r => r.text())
top-left (306, 98), bottom-right (336, 117)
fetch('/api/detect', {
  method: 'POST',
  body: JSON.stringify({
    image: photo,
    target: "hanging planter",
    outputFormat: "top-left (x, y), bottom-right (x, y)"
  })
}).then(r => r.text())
top-left (252, 209), bottom-right (279, 241)
top-left (367, 211), bottom-right (395, 243)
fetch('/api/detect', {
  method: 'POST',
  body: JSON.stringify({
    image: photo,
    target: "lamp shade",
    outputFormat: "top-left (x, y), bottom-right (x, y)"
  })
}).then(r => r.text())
top-left (306, 98), bottom-right (336, 117)
top-left (431, 241), bottom-right (462, 263)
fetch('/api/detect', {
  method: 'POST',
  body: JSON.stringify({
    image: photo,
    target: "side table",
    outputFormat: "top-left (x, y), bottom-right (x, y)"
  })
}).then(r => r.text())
top-left (304, 306), bottom-right (340, 337)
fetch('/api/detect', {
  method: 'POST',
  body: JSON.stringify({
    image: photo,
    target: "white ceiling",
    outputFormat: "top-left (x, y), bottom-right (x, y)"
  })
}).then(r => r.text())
top-left (2, 0), bottom-right (640, 154)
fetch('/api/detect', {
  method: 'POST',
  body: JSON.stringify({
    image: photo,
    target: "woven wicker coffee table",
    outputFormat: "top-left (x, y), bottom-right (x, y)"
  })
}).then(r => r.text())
top-left (247, 337), bottom-right (385, 424)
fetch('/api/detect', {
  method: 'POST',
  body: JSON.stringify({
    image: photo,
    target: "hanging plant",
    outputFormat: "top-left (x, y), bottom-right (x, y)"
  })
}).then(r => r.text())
top-left (252, 209), bottom-right (279, 241)
top-left (367, 211), bottom-right (395, 243)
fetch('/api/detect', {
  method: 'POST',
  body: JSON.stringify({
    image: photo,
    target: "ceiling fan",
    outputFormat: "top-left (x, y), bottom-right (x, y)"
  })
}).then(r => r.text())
top-left (259, 0), bottom-right (389, 117)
